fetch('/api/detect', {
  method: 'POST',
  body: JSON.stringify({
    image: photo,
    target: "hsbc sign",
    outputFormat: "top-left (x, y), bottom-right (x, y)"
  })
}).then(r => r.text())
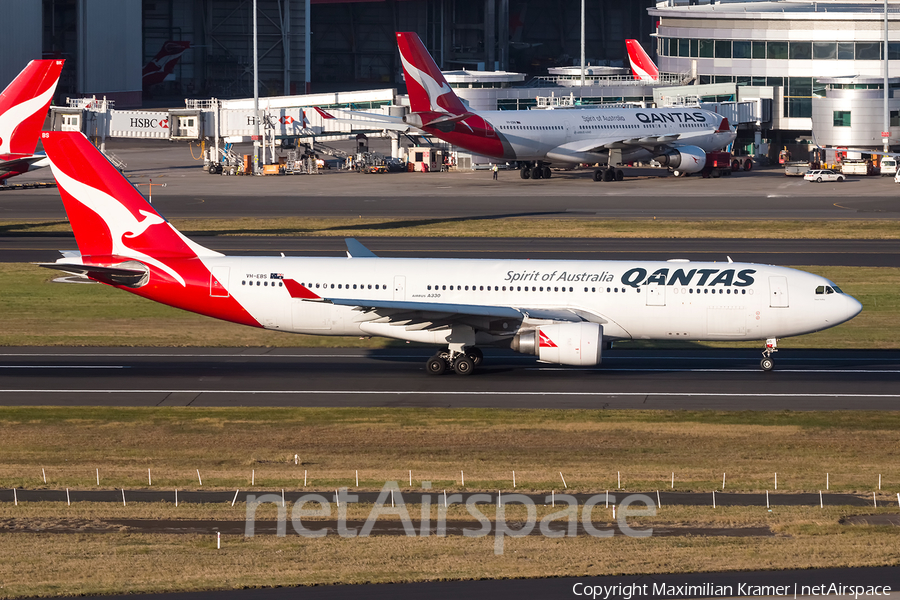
top-left (109, 111), bottom-right (171, 139)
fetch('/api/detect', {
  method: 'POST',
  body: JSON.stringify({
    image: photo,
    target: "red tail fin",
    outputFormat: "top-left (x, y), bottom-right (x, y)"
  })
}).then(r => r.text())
top-left (42, 132), bottom-right (217, 281)
top-left (625, 40), bottom-right (659, 82)
top-left (0, 60), bottom-right (64, 156)
top-left (396, 32), bottom-right (467, 115)
top-left (142, 41), bottom-right (191, 89)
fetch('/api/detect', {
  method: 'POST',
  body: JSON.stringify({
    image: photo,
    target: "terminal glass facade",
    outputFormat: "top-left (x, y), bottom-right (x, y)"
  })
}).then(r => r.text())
top-left (660, 38), bottom-right (900, 62)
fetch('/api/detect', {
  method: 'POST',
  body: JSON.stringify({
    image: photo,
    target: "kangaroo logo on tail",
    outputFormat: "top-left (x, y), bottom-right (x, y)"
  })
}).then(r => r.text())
top-left (625, 40), bottom-right (659, 83)
top-left (0, 60), bottom-right (64, 156)
top-left (396, 33), bottom-right (467, 116)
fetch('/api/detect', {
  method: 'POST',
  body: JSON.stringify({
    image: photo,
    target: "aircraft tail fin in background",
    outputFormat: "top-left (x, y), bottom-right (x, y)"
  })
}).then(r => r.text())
top-left (143, 41), bottom-right (191, 89)
top-left (41, 132), bottom-right (219, 269)
top-left (625, 39), bottom-right (659, 82)
top-left (396, 32), bottom-right (468, 116)
top-left (0, 60), bottom-right (64, 156)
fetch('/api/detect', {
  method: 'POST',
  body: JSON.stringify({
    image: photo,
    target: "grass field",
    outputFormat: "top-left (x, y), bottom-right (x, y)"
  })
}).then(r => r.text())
top-left (0, 263), bottom-right (896, 348)
top-left (1, 407), bottom-right (898, 493)
top-left (4, 217), bottom-right (900, 239)
top-left (1, 407), bottom-right (900, 597)
top-left (0, 523), bottom-right (896, 599)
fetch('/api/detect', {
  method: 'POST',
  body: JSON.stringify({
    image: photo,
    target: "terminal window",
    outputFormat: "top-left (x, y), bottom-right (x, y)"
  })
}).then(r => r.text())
top-left (833, 111), bottom-right (851, 127)
top-left (813, 42), bottom-right (836, 60)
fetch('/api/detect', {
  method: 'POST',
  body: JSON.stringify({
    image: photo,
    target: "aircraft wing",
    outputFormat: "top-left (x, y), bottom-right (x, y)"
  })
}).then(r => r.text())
top-left (281, 279), bottom-right (596, 331)
top-left (566, 134), bottom-right (682, 155)
top-left (313, 107), bottom-right (410, 132)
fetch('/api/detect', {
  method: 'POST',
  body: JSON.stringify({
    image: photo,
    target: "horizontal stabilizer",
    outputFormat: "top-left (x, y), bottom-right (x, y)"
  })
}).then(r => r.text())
top-left (38, 261), bottom-right (149, 288)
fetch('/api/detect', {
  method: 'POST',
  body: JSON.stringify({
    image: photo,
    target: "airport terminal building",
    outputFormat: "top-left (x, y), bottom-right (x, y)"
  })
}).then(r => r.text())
top-left (650, 0), bottom-right (900, 150)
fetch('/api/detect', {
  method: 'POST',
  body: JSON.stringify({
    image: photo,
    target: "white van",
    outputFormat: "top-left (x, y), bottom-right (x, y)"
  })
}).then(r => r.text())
top-left (881, 157), bottom-right (898, 176)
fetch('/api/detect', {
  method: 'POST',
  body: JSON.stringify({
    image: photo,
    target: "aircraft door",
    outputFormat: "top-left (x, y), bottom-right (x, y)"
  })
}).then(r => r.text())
top-left (646, 283), bottom-right (666, 306)
top-left (769, 276), bottom-right (789, 308)
top-left (564, 120), bottom-right (571, 142)
top-left (210, 266), bottom-right (230, 297)
top-left (393, 276), bottom-right (406, 301)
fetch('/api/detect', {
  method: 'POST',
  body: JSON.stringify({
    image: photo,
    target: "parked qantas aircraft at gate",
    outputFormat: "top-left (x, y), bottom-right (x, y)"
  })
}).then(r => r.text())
top-left (40, 132), bottom-right (861, 374)
top-left (395, 32), bottom-right (733, 182)
top-left (0, 59), bottom-right (64, 185)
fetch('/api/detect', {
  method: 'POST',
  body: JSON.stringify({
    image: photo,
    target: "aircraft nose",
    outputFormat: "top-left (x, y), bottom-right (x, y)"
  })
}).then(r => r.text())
top-left (840, 294), bottom-right (863, 323)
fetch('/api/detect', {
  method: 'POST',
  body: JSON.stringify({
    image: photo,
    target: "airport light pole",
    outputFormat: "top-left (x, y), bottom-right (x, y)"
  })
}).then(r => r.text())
top-left (253, 0), bottom-right (261, 173)
top-left (885, 0), bottom-right (890, 153)
top-left (580, 0), bottom-right (585, 89)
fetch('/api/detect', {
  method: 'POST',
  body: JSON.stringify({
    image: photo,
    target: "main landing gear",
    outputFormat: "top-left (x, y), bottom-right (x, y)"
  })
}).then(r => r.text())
top-left (592, 168), bottom-right (624, 182)
top-left (426, 347), bottom-right (484, 376)
top-left (519, 161), bottom-right (551, 180)
top-left (760, 338), bottom-right (777, 371)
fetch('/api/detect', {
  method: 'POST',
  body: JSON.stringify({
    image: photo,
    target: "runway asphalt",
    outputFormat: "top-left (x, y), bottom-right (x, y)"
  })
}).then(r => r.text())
top-left (4, 235), bottom-right (900, 266)
top-left (3, 138), bottom-right (900, 220)
top-left (0, 348), bottom-right (898, 410)
top-left (50, 566), bottom-right (900, 600)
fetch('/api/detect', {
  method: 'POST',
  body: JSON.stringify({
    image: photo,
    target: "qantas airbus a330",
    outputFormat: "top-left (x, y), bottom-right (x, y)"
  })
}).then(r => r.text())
top-left (318, 33), bottom-right (734, 182)
top-left (39, 132), bottom-right (860, 375)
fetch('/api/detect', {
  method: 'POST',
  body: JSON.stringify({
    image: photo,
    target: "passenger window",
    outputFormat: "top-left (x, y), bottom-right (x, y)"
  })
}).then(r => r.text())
top-left (242, 281), bottom-right (246, 285)
top-left (256, 281), bottom-right (260, 286)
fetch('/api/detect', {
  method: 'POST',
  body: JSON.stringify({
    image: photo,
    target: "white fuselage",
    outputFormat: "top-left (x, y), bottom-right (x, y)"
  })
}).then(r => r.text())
top-left (486, 107), bottom-right (734, 164)
top-left (206, 256), bottom-right (860, 345)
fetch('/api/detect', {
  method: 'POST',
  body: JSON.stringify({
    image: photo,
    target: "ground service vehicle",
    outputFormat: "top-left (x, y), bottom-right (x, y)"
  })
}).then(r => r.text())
top-left (804, 169), bottom-right (845, 183)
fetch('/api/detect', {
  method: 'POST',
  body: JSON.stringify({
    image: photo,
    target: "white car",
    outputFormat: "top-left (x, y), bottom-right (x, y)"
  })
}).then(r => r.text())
top-left (804, 169), bottom-right (845, 183)
top-left (893, 170), bottom-right (900, 183)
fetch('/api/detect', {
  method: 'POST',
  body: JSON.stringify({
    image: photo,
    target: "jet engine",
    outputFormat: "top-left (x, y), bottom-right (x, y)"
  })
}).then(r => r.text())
top-left (510, 322), bottom-right (603, 366)
top-left (654, 145), bottom-right (707, 173)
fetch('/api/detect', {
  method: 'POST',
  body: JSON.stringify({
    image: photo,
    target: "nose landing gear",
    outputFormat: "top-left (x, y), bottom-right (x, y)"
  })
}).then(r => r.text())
top-left (760, 338), bottom-right (777, 371)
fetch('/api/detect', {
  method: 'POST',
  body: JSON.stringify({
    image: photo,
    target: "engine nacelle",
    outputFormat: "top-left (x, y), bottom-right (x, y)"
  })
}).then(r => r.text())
top-left (510, 322), bottom-right (603, 366)
top-left (654, 145), bottom-right (707, 173)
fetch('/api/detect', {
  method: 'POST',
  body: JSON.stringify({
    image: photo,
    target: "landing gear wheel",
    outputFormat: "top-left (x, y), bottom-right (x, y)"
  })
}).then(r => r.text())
top-left (466, 347), bottom-right (484, 366)
top-left (602, 168), bottom-right (615, 182)
top-left (452, 355), bottom-right (474, 375)
top-left (615, 169), bottom-right (624, 181)
top-left (520, 167), bottom-right (531, 180)
top-left (542, 166), bottom-right (551, 179)
top-left (531, 167), bottom-right (543, 179)
top-left (760, 357), bottom-right (774, 372)
top-left (593, 170), bottom-right (603, 182)
top-left (426, 355), bottom-right (448, 375)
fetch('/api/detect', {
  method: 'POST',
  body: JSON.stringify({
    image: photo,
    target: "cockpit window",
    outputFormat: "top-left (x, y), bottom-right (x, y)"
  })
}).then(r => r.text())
top-left (832, 285), bottom-right (843, 294)
top-left (815, 286), bottom-right (825, 295)
top-left (826, 286), bottom-right (834, 294)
